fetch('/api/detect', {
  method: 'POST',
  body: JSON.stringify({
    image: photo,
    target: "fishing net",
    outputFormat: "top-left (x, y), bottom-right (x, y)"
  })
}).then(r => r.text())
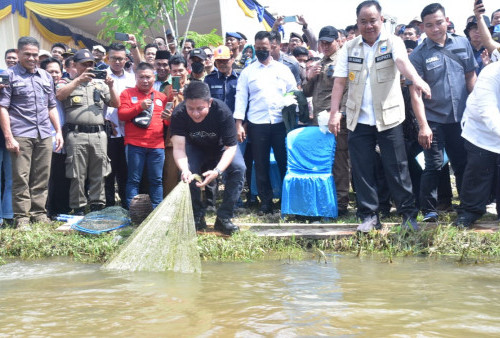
top-left (68, 207), bottom-right (131, 234)
top-left (102, 182), bottom-right (201, 273)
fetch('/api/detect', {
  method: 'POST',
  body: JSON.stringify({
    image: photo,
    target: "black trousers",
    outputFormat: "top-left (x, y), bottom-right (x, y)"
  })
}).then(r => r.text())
top-left (348, 123), bottom-right (417, 218)
top-left (46, 152), bottom-right (71, 216)
top-left (420, 122), bottom-right (466, 213)
top-left (186, 143), bottom-right (245, 219)
top-left (105, 137), bottom-right (128, 208)
top-left (459, 140), bottom-right (499, 217)
top-left (247, 122), bottom-right (287, 207)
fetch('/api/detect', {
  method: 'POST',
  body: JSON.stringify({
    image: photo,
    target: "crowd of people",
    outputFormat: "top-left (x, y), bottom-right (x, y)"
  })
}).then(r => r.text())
top-left (0, 0), bottom-right (499, 234)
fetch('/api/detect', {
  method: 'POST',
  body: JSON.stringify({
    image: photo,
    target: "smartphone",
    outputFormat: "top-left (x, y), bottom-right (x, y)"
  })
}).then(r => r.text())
top-left (172, 76), bottom-right (180, 91)
top-left (283, 15), bottom-right (297, 23)
top-left (166, 102), bottom-right (174, 110)
top-left (0, 74), bottom-right (9, 85)
top-left (91, 69), bottom-right (107, 80)
top-left (476, 0), bottom-right (485, 13)
top-left (115, 32), bottom-right (129, 41)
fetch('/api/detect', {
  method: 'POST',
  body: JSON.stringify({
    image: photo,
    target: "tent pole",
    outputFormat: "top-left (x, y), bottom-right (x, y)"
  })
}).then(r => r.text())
top-left (173, 0), bottom-right (178, 43)
top-left (180, 0), bottom-right (199, 51)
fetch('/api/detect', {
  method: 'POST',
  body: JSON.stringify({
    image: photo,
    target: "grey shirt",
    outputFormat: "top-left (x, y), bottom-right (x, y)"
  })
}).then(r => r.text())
top-left (408, 33), bottom-right (477, 123)
top-left (279, 52), bottom-right (302, 87)
top-left (0, 63), bottom-right (56, 139)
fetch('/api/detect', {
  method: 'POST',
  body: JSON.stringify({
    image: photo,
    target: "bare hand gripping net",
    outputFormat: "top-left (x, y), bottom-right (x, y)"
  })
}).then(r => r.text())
top-left (102, 182), bottom-right (201, 273)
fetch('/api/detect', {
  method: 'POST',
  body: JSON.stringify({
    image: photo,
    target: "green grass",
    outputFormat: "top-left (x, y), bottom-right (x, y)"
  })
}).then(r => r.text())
top-left (0, 221), bottom-right (119, 264)
top-left (1, 218), bottom-right (500, 266)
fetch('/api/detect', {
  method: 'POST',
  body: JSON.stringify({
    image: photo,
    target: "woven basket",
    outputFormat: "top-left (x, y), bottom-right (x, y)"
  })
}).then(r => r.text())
top-left (129, 194), bottom-right (153, 225)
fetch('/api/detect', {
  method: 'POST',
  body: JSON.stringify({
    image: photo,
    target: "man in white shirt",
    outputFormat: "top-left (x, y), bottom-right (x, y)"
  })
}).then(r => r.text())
top-left (234, 31), bottom-right (297, 214)
top-left (104, 43), bottom-right (136, 208)
top-left (456, 61), bottom-right (500, 227)
top-left (329, 0), bottom-right (430, 232)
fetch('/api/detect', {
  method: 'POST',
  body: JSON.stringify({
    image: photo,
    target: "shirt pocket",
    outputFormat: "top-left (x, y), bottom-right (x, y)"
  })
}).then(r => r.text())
top-left (210, 86), bottom-right (224, 100)
top-left (382, 98), bottom-right (402, 125)
top-left (375, 60), bottom-right (396, 83)
top-left (65, 89), bottom-right (85, 108)
top-left (348, 63), bottom-right (363, 84)
top-left (345, 99), bottom-right (357, 125)
top-left (424, 56), bottom-right (443, 84)
top-left (11, 82), bottom-right (29, 96)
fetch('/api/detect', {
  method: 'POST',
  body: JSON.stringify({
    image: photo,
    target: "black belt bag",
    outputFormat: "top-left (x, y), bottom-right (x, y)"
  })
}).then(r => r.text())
top-left (66, 123), bottom-right (105, 133)
top-left (132, 92), bottom-right (155, 129)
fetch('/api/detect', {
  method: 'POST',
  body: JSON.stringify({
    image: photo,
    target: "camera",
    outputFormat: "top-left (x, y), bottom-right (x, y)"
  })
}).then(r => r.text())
top-left (90, 69), bottom-right (107, 80)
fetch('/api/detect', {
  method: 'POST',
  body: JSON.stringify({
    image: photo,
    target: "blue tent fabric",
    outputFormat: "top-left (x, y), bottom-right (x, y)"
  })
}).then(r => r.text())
top-left (281, 127), bottom-right (338, 218)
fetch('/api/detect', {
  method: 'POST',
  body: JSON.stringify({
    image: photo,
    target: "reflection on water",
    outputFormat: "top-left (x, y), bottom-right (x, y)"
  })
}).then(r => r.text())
top-left (0, 256), bottom-right (499, 336)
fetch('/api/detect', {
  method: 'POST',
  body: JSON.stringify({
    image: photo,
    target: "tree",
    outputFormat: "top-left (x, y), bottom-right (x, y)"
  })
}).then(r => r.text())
top-left (98, 0), bottom-right (223, 48)
top-left (97, 0), bottom-right (189, 46)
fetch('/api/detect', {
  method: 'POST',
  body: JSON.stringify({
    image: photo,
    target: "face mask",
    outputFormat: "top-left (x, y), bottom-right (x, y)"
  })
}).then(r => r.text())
top-left (191, 61), bottom-right (204, 74)
top-left (255, 50), bottom-right (269, 62)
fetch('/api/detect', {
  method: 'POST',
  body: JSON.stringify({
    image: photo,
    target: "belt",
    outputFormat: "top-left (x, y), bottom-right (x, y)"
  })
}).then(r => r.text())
top-left (66, 124), bottom-right (104, 133)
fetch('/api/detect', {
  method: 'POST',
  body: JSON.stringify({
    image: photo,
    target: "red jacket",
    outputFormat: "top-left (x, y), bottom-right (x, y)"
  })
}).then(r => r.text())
top-left (118, 86), bottom-right (168, 149)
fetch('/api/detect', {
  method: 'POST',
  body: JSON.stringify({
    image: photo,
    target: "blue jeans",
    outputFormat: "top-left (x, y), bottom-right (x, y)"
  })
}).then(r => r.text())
top-left (0, 147), bottom-right (13, 221)
top-left (125, 145), bottom-right (165, 209)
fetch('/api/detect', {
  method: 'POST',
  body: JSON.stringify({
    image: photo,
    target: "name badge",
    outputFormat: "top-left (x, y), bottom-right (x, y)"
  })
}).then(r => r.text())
top-left (426, 56), bottom-right (439, 63)
top-left (12, 82), bottom-right (26, 88)
top-left (211, 85), bottom-right (223, 89)
top-left (375, 53), bottom-right (393, 63)
top-left (131, 96), bottom-right (138, 103)
top-left (348, 57), bottom-right (364, 64)
top-left (155, 99), bottom-right (163, 106)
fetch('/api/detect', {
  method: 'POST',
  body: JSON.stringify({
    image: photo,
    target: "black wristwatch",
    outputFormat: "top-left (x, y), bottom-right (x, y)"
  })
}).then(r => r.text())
top-left (214, 168), bottom-right (223, 177)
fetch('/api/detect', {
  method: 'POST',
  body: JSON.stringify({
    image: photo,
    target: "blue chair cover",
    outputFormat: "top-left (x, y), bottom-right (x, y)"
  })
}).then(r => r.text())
top-left (250, 149), bottom-right (282, 199)
top-left (281, 127), bottom-right (338, 218)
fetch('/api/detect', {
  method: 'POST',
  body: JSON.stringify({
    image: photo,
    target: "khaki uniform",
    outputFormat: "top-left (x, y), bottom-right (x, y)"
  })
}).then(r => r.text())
top-left (342, 33), bottom-right (416, 219)
top-left (61, 80), bottom-right (112, 208)
top-left (303, 52), bottom-right (350, 211)
top-left (345, 37), bottom-right (405, 132)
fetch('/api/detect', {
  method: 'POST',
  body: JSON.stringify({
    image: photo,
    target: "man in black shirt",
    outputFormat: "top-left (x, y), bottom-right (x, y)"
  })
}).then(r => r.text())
top-left (170, 81), bottom-right (245, 235)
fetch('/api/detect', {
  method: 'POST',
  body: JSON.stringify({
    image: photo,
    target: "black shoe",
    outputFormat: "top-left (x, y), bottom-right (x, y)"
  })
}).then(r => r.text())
top-left (194, 216), bottom-right (207, 231)
top-left (337, 208), bottom-right (349, 217)
top-left (455, 214), bottom-right (477, 229)
top-left (90, 204), bottom-right (104, 212)
top-left (379, 209), bottom-right (391, 220)
top-left (73, 207), bottom-right (85, 216)
top-left (214, 217), bottom-right (239, 235)
top-left (258, 204), bottom-right (273, 216)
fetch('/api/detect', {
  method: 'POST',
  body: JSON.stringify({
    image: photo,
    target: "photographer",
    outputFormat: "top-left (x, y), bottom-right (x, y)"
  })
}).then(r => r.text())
top-left (56, 49), bottom-right (119, 215)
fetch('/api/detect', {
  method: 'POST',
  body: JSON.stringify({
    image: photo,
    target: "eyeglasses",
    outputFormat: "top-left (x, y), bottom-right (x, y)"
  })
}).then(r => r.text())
top-left (206, 54), bottom-right (214, 58)
top-left (109, 57), bottom-right (126, 62)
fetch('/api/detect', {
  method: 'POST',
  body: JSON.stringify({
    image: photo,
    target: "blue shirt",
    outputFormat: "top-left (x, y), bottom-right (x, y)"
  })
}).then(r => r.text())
top-left (472, 45), bottom-right (485, 75)
top-left (0, 64), bottom-right (56, 138)
top-left (408, 33), bottom-right (477, 123)
top-left (204, 70), bottom-right (238, 112)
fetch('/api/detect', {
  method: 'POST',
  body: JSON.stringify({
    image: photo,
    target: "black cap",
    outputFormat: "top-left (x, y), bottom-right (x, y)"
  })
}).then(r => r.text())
top-left (155, 50), bottom-right (171, 60)
top-left (73, 49), bottom-right (95, 63)
top-left (318, 26), bottom-right (339, 42)
top-left (290, 32), bottom-right (303, 42)
top-left (189, 48), bottom-right (207, 60)
top-left (404, 40), bottom-right (417, 50)
top-left (464, 19), bottom-right (478, 36)
top-left (62, 47), bottom-right (77, 57)
top-left (236, 32), bottom-right (247, 40)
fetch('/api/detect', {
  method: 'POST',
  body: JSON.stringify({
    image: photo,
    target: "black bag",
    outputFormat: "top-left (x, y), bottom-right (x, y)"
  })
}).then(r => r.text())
top-left (132, 92), bottom-right (154, 129)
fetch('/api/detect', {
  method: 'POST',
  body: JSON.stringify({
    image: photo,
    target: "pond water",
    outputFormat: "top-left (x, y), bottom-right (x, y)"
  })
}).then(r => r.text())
top-left (0, 256), bottom-right (499, 336)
